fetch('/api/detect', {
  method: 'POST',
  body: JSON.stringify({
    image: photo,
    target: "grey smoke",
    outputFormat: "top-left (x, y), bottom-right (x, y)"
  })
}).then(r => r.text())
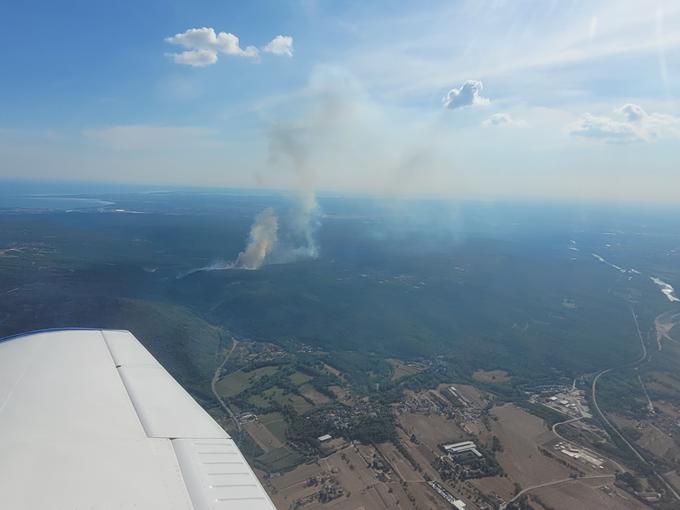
top-left (268, 126), bottom-right (320, 261)
top-left (205, 119), bottom-right (322, 272)
top-left (225, 67), bottom-right (376, 270)
top-left (176, 207), bottom-right (278, 276)
top-left (231, 79), bottom-right (349, 270)
top-left (225, 125), bottom-right (321, 271)
top-left (233, 207), bottom-right (278, 269)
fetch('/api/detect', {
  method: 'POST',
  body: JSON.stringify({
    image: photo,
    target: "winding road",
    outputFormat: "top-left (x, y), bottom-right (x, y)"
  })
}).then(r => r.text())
top-left (589, 307), bottom-right (680, 502)
top-left (211, 337), bottom-right (241, 433)
top-left (548, 412), bottom-right (631, 493)
top-left (551, 416), bottom-right (582, 440)
top-left (505, 306), bottom-right (680, 508)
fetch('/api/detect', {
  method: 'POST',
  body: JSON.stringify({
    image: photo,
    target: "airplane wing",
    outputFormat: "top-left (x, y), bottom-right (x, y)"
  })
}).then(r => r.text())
top-left (0, 329), bottom-right (277, 510)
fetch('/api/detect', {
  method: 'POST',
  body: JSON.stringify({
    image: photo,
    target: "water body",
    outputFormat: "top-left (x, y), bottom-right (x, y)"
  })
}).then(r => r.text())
top-left (651, 277), bottom-right (680, 303)
top-left (0, 196), bottom-right (113, 210)
top-left (592, 253), bottom-right (626, 273)
top-left (0, 180), bottom-right (121, 210)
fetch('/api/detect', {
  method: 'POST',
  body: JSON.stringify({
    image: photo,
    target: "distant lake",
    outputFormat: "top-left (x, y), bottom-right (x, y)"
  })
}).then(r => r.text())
top-left (0, 196), bottom-right (114, 210)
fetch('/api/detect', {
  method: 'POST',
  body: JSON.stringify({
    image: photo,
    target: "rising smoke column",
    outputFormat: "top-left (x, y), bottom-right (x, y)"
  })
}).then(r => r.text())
top-left (188, 66), bottom-right (448, 275)
top-left (232, 67), bottom-right (371, 270)
top-left (268, 126), bottom-right (320, 260)
top-left (233, 207), bottom-right (278, 269)
top-left (230, 126), bottom-right (320, 270)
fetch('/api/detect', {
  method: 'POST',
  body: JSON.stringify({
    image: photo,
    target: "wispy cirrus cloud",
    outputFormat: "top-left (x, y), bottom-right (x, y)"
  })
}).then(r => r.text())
top-left (340, 1), bottom-right (680, 102)
top-left (165, 27), bottom-right (293, 66)
top-left (569, 104), bottom-right (680, 143)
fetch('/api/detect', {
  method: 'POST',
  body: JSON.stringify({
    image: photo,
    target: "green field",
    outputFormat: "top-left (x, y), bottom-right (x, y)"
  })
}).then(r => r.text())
top-left (259, 412), bottom-right (288, 443)
top-left (254, 386), bottom-right (313, 414)
top-left (289, 371), bottom-right (312, 385)
top-left (215, 366), bottom-right (279, 398)
top-left (299, 383), bottom-right (331, 404)
top-left (248, 394), bottom-right (270, 408)
top-left (255, 446), bottom-right (304, 473)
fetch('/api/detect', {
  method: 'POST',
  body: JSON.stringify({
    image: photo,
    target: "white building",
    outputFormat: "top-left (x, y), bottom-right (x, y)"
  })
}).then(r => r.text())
top-left (443, 441), bottom-right (482, 458)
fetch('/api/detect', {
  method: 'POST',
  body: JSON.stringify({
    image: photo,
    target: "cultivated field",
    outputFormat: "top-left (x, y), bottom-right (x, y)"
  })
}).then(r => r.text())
top-left (245, 420), bottom-right (284, 453)
top-left (299, 383), bottom-right (331, 404)
top-left (399, 412), bottom-right (468, 449)
top-left (248, 386), bottom-right (314, 414)
top-left (529, 476), bottom-right (651, 510)
top-left (388, 359), bottom-right (424, 381)
top-left (611, 413), bottom-right (680, 462)
top-left (259, 412), bottom-right (288, 443)
top-left (664, 469), bottom-right (680, 493)
top-left (265, 444), bottom-right (444, 510)
top-left (256, 446), bottom-right (304, 473)
top-left (215, 366), bottom-right (279, 397)
top-left (472, 369), bottom-right (510, 383)
top-left (480, 404), bottom-right (571, 498)
top-left (375, 441), bottom-right (424, 483)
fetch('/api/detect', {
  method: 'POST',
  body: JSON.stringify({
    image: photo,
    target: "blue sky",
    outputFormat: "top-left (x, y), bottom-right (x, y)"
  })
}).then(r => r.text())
top-left (1, 0), bottom-right (679, 202)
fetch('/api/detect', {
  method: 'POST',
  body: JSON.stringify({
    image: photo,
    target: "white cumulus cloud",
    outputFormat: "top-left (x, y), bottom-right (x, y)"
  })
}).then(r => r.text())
top-left (618, 103), bottom-right (646, 122)
top-left (169, 48), bottom-right (219, 67)
top-left (569, 114), bottom-right (640, 143)
top-left (569, 104), bottom-right (680, 144)
top-left (263, 35), bottom-right (294, 57)
top-left (482, 113), bottom-right (526, 127)
top-left (165, 27), bottom-right (294, 66)
top-left (442, 80), bottom-right (490, 110)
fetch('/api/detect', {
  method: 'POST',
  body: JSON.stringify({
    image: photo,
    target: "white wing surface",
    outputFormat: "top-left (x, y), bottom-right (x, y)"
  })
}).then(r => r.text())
top-left (0, 329), bottom-right (277, 510)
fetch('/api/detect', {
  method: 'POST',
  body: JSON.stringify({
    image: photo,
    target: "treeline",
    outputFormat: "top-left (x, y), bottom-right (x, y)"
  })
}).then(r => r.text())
top-left (347, 410), bottom-right (396, 443)
top-left (323, 351), bottom-right (392, 394)
top-left (594, 368), bottom-right (647, 417)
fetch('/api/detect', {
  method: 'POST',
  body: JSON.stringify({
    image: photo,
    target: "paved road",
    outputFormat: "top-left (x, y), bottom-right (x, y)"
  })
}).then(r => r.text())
top-left (591, 367), bottom-right (645, 465)
top-left (590, 307), bottom-right (680, 502)
top-left (590, 308), bottom-right (648, 464)
top-left (551, 416), bottom-right (582, 440)
top-left (533, 306), bottom-right (680, 506)
top-left (211, 337), bottom-right (241, 433)
top-left (550, 414), bottom-right (628, 479)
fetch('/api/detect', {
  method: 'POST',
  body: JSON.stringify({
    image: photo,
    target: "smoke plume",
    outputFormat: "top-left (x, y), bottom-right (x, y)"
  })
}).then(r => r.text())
top-left (229, 75), bottom-right (350, 270)
top-left (233, 207), bottom-right (278, 269)
top-left (178, 66), bottom-right (455, 277)
top-left (268, 126), bottom-right (320, 261)
top-left (224, 126), bottom-right (320, 270)
top-left (223, 67), bottom-right (385, 270)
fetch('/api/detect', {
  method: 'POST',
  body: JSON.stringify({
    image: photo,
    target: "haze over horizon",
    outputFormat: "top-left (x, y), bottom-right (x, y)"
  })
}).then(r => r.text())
top-left (1, 0), bottom-right (680, 203)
